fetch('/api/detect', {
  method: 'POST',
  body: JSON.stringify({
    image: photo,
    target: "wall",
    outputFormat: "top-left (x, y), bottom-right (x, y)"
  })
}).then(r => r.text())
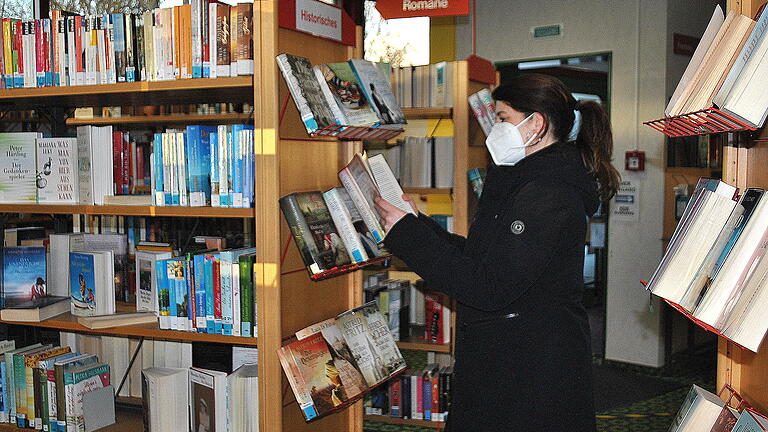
top-left (456, 0), bottom-right (669, 367)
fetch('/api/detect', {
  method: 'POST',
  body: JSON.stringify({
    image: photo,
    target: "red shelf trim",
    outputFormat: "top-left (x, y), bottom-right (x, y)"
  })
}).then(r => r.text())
top-left (644, 107), bottom-right (756, 138)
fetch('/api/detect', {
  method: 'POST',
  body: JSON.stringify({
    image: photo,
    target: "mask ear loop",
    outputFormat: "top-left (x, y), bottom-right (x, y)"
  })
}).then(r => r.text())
top-left (522, 112), bottom-right (545, 146)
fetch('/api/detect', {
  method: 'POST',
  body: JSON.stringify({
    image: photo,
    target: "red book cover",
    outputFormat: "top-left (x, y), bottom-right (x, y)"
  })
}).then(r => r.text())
top-left (213, 258), bottom-right (222, 324)
top-left (424, 292), bottom-right (444, 344)
top-left (74, 16), bottom-right (82, 76)
top-left (35, 20), bottom-right (42, 85)
top-left (15, 21), bottom-right (23, 76)
top-left (121, 132), bottom-right (130, 195)
top-left (44, 19), bottom-right (51, 85)
top-left (112, 131), bottom-right (123, 195)
top-left (51, 11), bottom-right (59, 81)
top-left (201, 0), bottom-right (209, 68)
top-left (390, 377), bottom-right (401, 417)
top-left (416, 374), bottom-right (423, 420)
top-left (130, 140), bottom-right (137, 193)
top-left (431, 375), bottom-right (439, 419)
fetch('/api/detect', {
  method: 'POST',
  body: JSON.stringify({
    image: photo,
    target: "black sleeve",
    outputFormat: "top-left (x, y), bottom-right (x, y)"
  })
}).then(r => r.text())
top-left (416, 213), bottom-right (467, 251)
top-left (384, 181), bottom-right (582, 311)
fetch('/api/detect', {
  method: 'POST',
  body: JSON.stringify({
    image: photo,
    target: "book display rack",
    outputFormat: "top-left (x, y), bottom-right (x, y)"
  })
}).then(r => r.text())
top-left (644, 107), bottom-right (757, 138)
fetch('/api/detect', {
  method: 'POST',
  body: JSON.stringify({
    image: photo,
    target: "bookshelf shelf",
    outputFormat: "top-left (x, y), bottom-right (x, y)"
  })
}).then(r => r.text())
top-left (0, 204), bottom-right (254, 218)
top-left (644, 107), bottom-right (756, 137)
top-left (402, 107), bottom-right (453, 119)
top-left (0, 312), bottom-right (258, 346)
top-left (0, 77), bottom-right (254, 108)
top-left (396, 336), bottom-right (451, 353)
top-left (65, 112), bottom-right (253, 126)
top-left (364, 415), bottom-right (444, 428)
top-left (403, 188), bottom-right (452, 195)
top-left (0, 404), bottom-right (144, 432)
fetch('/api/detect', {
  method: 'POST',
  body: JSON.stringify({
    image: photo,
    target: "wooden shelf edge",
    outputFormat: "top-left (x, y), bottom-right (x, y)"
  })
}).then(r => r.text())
top-left (0, 204), bottom-right (255, 218)
top-left (0, 76), bottom-right (253, 101)
top-left (402, 107), bottom-right (453, 119)
top-left (403, 188), bottom-right (452, 195)
top-left (364, 414), bottom-right (444, 428)
top-left (1, 315), bottom-right (258, 346)
top-left (66, 113), bottom-right (253, 126)
top-left (396, 338), bottom-right (451, 353)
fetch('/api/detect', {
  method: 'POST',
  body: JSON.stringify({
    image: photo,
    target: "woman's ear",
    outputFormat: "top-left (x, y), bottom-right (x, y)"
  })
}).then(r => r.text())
top-left (532, 112), bottom-right (547, 137)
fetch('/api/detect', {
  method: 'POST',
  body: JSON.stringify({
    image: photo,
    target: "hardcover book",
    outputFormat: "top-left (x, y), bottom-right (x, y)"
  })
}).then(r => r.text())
top-left (0, 132), bottom-right (42, 203)
top-left (35, 137), bottom-right (78, 204)
top-left (349, 59), bottom-right (406, 125)
top-left (275, 53), bottom-right (337, 134)
top-left (313, 62), bottom-right (380, 127)
top-left (2, 246), bottom-right (46, 300)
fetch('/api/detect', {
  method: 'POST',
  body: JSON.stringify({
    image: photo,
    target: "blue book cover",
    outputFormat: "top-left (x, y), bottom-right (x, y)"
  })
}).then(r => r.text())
top-left (230, 126), bottom-right (241, 208)
top-left (2, 247), bottom-right (46, 300)
top-left (423, 379), bottom-right (432, 420)
top-left (166, 259), bottom-right (185, 330)
top-left (185, 257), bottom-right (194, 331)
top-left (204, 255), bottom-right (216, 334)
top-left (156, 259), bottom-right (171, 328)
top-left (186, 126), bottom-right (216, 206)
top-left (69, 253), bottom-right (96, 315)
top-left (221, 128), bottom-right (232, 207)
top-left (0, 362), bottom-right (5, 414)
top-left (193, 254), bottom-right (207, 333)
top-left (209, 132), bottom-right (219, 206)
top-left (152, 133), bottom-right (164, 206)
top-left (111, 13), bottom-right (126, 82)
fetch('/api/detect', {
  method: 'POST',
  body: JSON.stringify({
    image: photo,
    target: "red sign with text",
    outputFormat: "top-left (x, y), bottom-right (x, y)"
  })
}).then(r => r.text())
top-left (375, 0), bottom-right (470, 19)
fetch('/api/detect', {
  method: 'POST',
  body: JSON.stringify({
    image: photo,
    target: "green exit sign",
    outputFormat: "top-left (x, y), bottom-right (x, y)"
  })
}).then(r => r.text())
top-left (532, 24), bottom-right (562, 38)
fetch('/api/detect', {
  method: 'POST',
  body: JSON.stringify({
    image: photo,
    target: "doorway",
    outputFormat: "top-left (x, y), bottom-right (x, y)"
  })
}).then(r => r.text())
top-left (496, 53), bottom-right (612, 358)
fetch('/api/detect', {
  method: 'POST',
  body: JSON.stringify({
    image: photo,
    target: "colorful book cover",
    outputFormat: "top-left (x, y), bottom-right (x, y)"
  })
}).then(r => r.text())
top-left (283, 332), bottom-right (341, 419)
top-left (0, 132), bottom-right (41, 204)
top-left (193, 254), bottom-right (207, 333)
top-left (204, 254), bottom-right (217, 334)
top-left (69, 253), bottom-right (96, 317)
top-left (65, 363), bottom-right (110, 432)
top-left (35, 137), bottom-right (78, 204)
top-left (213, 258), bottom-right (221, 334)
top-left (111, 13), bottom-right (125, 82)
top-left (156, 258), bottom-right (171, 329)
top-left (275, 53), bottom-right (337, 134)
top-left (348, 59), bottom-right (406, 125)
top-left (238, 252), bottom-right (255, 337)
top-left (315, 62), bottom-right (380, 127)
top-left (185, 125), bottom-right (215, 207)
top-left (2, 247), bottom-right (46, 300)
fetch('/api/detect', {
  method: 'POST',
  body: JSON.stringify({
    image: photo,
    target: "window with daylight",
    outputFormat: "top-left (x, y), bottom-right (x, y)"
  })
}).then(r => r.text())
top-left (363, 0), bottom-right (429, 67)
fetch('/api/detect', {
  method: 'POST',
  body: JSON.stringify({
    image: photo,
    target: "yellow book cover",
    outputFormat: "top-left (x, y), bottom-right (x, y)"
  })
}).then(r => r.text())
top-left (25, 347), bottom-right (70, 426)
top-left (173, 6), bottom-right (180, 79)
top-left (180, 5), bottom-right (191, 79)
top-left (3, 19), bottom-right (13, 78)
top-left (229, 6), bottom-right (237, 70)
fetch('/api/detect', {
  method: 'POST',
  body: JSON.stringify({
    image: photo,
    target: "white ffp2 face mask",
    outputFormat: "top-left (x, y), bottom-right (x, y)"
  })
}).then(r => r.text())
top-left (485, 113), bottom-right (538, 166)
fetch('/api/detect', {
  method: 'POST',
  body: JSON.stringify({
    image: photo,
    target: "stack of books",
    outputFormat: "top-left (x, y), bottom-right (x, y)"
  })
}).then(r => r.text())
top-left (647, 178), bottom-right (768, 351)
top-left (667, 5), bottom-right (768, 128)
top-left (364, 364), bottom-right (453, 423)
top-left (0, 3), bottom-right (254, 90)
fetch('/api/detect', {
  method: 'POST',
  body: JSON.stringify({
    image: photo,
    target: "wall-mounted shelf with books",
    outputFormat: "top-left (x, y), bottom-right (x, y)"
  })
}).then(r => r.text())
top-left (65, 113), bottom-right (253, 127)
top-left (644, 107), bottom-right (757, 138)
top-left (0, 77), bottom-right (254, 109)
top-left (0, 204), bottom-right (254, 218)
top-left (402, 107), bottom-right (454, 119)
top-left (304, 256), bottom-right (392, 282)
top-left (0, 311), bottom-right (259, 346)
top-left (396, 336), bottom-right (452, 353)
top-left (363, 415), bottom-right (444, 428)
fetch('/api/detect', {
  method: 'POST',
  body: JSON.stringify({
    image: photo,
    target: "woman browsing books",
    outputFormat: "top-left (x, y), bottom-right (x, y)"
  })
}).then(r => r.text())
top-left (375, 74), bottom-right (620, 432)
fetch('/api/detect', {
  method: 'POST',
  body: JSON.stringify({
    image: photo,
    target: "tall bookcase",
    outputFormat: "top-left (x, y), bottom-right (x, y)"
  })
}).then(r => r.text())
top-left (714, 0), bottom-right (768, 416)
top-left (0, 2), bottom-right (493, 431)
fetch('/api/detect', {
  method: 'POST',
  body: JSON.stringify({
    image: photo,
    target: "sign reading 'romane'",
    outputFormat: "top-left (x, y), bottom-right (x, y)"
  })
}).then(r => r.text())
top-left (375, 0), bottom-right (468, 19)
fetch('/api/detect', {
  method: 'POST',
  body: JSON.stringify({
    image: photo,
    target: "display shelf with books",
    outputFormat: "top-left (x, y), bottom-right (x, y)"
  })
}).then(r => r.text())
top-left (644, 107), bottom-right (757, 137)
top-left (395, 336), bottom-right (451, 354)
top-left (0, 204), bottom-right (255, 218)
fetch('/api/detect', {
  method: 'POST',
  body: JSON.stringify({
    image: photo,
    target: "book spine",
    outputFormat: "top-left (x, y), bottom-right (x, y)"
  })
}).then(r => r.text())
top-left (142, 12), bottom-right (153, 81)
top-left (34, 19), bottom-right (44, 87)
top-left (220, 259), bottom-right (233, 335)
top-left (423, 377), bottom-right (432, 421)
top-left (201, 0), bottom-right (209, 78)
top-left (415, 375), bottom-right (423, 420)
top-left (239, 255), bottom-right (253, 337)
top-left (431, 376), bottom-right (440, 422)
top-left (186, 256), bottom-right (195, 331)
top-left (213, 258), bottom-right (222, 334)
top-left (87, 16), bottom-right (98, 85)
top-left (217, 125), bottom-right (229, 207)
top-left (194, 255), bottom-right (207, 333)
top-left (152, 133), bottom-right (164, 205)
top-left (209, 131), bottom-right (219, 206)
top-left (112, 13), bottom-right (125, 82)
top-left (46, 369), bottom-right (56, 432)
top-left (186, 126), bottom-right (203, 206)
top-left (157, 259), bottom-right (171, 329)
top-left (231, 262), bottom-right (241, 337)
top-left (14, 21), bottom-right (23, 88)
top-left (229, 6), bottom-right (237, 74)
top-left (205, 256), bottom-right (215, 333)
top-left (191, 0), bottom-right (202, 78)
top-left (215, 5), bottom-right (229, 77)
top-left (231, 126), bottom-right (242, 207)
top-left (14, 354), bottom-right (26, 427)
top-left (172, 6), bottom-right (179, 79)
top-left (135, 15), bottom-right (144, 81)
top-left (95, 16), bottom-right (106, 84)
top-left (208, 3), bottom-right (216, 79)
top-left (112, 132), bottom-right (122, 195)
top-left (125, 14), bottom-right (135, 82)
top-left (236, 4), bottom-right (253, 75)
top-left (176, 132), bottom-right (188, 206)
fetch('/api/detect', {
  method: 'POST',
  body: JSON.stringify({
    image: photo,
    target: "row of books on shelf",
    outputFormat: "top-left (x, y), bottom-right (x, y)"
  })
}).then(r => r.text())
top-left (669, 384), bottom-right (768, 432)
top-left (0, 124), bottom-right (255, 208)
top-left (279, 301), bottom-right (406, 422)
top-left (647, 178), bottom-right (768, 352)
top-left (0, 2), bottom-right (254, 90)
top-left (0, 340), bottom-right (116, 431)
top-left (367, 135), bottom-right (455, 189)
top-left (364, 272), bottom-right (452, 345)
top-left (276, 54), bottom-right (406, 134)
top-left (665, 5), bottom-right (768, 128)
top-left (364, 363), bottom-right (452, 423)
top-left (391, 62), bottom-right (453, 109)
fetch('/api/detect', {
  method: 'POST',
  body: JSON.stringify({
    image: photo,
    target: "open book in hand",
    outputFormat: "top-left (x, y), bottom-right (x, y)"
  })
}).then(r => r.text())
top-left (338, 152), bottom-right (417, 239)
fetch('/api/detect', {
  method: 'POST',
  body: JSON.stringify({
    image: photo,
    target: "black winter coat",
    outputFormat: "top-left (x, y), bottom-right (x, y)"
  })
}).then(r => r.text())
top-left (384, 142), bottom-right (599, 432)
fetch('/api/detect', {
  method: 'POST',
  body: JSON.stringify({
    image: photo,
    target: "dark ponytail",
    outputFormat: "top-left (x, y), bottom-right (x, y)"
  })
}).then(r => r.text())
top-left (574, 99), bottom-right (621, 201)
top-left (492, 74), bottom-right (621, 201)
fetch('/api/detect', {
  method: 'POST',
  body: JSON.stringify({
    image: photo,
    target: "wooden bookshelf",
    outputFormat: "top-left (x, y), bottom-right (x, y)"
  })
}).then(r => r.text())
top-left (364, 415), bottom-right (444, 428)
top-left (65, 112), bottom-right (253, 126)
top-left (0, 76), bottom-right (253, 108)
top-left (0, 204), bottom-right (254, 218)
top-left (402, 107), bottom-right (453, 119)
top-left (397, 336), bottom-right (451, 353)
top-left (1, 312), bottom-right (258, 346)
